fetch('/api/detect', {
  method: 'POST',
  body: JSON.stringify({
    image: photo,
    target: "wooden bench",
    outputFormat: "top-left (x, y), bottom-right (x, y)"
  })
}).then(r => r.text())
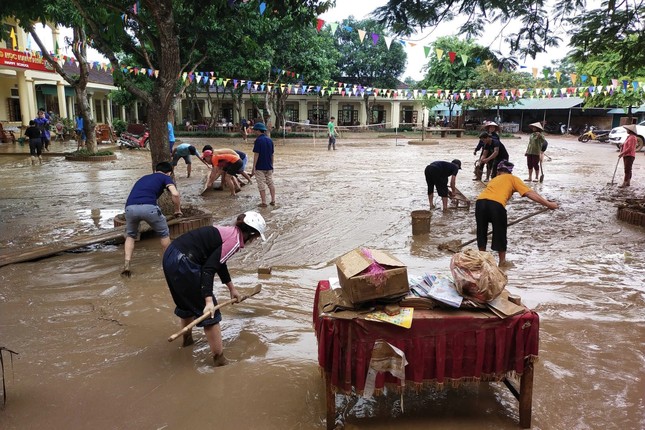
top-left (427, 128), bottom-right (466, 138)
top-left (0, 123), bottom-right (16, 143)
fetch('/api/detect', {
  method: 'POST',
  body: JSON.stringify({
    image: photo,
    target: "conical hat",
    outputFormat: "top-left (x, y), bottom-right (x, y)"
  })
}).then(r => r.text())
top-left (623, 124), bottom-right (638, 134)
top-left (529, 122), bottom-right (543, 131)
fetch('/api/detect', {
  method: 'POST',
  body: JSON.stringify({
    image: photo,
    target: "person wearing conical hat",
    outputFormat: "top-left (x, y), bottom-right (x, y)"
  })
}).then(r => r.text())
top-left (525, 122), bottom-right (546, 182)
top-left (618, 124), bottom-right (638, 187)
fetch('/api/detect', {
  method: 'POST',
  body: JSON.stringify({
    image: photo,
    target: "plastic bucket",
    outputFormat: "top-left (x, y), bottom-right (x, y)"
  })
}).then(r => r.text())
top-left (411, 210), bottom-right (431, 235)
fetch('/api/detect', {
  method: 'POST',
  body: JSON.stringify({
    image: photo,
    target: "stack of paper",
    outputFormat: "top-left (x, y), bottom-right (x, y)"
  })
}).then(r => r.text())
top-left (408, 273), bottom-right (463, 308)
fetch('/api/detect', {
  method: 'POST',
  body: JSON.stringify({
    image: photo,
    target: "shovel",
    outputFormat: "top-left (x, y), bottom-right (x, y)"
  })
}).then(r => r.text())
top-left (167, 284), bottom-right (262, 342)
top-left (438, 207), bottom-right (550, 253)
top-left (539, 159), bottom-right (544, 183)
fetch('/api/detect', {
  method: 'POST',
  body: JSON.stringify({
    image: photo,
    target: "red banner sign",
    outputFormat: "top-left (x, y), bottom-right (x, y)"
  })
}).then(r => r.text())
top-left (0, 48), bottom-right (54, 73)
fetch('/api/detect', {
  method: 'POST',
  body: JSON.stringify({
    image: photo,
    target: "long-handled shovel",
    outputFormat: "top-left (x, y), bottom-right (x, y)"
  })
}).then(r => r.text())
top-left (167, 284), bottom-right (262, 342)
top-left (608, 157), bottom-right (620, 185)
top-left (539, 158), bottom-right (544, 183)
top-left (438, 207), bottom-right (550, 253)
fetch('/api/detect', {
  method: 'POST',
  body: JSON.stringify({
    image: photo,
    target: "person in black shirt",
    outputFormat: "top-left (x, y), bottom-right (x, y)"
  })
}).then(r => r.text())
top-left (424, 159), bottom-right (462, 211)
top-left (25, 120), bottom-right (43, 165)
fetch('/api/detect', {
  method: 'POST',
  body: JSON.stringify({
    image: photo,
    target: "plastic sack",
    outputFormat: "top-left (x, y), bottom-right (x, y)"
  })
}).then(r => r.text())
top-left (449, 249), bottom-right (507, 303)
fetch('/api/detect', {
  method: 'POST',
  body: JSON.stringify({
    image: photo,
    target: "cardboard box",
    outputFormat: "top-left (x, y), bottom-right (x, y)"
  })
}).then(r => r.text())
top-left (336, 248), bottom-right (409, 304)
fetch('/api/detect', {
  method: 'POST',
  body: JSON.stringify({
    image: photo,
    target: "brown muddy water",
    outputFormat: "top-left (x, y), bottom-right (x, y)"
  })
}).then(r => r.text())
top-left (0, 133), bottom-right (643, 430)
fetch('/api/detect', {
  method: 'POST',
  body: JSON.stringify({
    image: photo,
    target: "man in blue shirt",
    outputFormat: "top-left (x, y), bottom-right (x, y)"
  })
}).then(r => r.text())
top-left (171, 143), bottom-right (207, 178)
top-left (121, 162), bottom-right (182, 277)
top-left (251, 122), bottom-right (275, 207)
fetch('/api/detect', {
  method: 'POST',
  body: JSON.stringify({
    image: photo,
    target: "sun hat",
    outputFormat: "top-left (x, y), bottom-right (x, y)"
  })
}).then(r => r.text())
top-left (243, 211), bottom-right (266, 241)
top-left (451, 159), bottom-right (462, 169)
top-left (496, 160), bottom-right (514, 174)
top-left (483, 121), bottom-right (500, 131)
top-left (253, 122), bottom-right (268, 131)
top-left (623, 124), bottom-right (638, 134)
top-left (529, 122), bottom-right (544, 131)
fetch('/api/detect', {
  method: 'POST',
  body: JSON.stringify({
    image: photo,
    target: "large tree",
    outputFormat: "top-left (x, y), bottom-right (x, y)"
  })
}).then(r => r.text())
top-left (372, 0), bottom-right (644, 76)
top-left (70, 0), bottom-right (330, 168)
top-left (419, 36), bottom-right (496, 121)
top-left (334, 17), bottom-right (407, 123)
top-left (0, 1), bottom-right (100, 152)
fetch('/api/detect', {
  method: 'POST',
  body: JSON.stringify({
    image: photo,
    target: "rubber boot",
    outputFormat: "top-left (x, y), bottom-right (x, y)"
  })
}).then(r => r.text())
top-left (30, 156), bottom-right (36, 165)
top-left (213, 353), bottom-right (229, 367)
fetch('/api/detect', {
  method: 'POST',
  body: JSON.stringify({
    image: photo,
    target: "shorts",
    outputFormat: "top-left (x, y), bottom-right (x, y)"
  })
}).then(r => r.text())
top-left (162, 246), bottom-right (221, 326)
top-left (424, 165), bottom-right (449, 197)
top-left (224, 159), bottom-right (243, 176)
top-left (254, 170), bottom-right (274, 192)
top-left (124, 204), bottom-right (170, 238)
top-left (172, 153), bottom-right (191, 166)
top-left (239, 156), bottom-right (248, 172)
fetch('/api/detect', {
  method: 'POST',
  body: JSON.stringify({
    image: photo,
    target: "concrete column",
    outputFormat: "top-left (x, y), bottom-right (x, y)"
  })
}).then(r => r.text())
top-left (359, 98), bottom-right (368, 126)
top-left (100, 98), bottom-right (106, 124)
top-left (133, 102), bottom-right (139, 123)
top-left (67, 96), bottom-right (74, 119)
top-left (391, 101), bottom-right (401, 128)
top-left (298, 99), bottom-right (307, 124)
top-left (121, 105), bottom-right (126, 121)
top-left (56, 82), bottom-right (67, 118)
top-left (25, 77), bottom-right (37, 123)
top-left (329, 99), bottom-right (339, 121)
top-left (88, 93), bottom-right (95, 119)
top-left (107, 99), bottom-right (113, 124)
top-left (16, 71), bottom-right (31, 126)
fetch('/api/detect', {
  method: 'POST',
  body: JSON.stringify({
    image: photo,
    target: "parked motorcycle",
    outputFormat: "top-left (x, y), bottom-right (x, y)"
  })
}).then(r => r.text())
top-left (118, 129), bottom-right (150, 149)
top-left (544, 121), bottom-right (567, 135)
top-left (578, 126), bottom-right (611, 143)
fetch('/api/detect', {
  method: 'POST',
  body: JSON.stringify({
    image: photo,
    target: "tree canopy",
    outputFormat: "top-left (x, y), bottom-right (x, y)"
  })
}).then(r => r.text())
top-left (372, 0), bottom-right (644, 76)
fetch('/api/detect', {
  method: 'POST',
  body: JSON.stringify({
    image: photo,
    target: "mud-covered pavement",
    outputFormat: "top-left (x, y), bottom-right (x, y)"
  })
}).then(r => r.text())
top-left (0, 133), bottom-right (644, 429)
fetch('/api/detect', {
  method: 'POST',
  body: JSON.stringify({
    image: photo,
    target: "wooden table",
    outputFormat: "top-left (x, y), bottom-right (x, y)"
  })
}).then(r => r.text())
top-left (313, 280), bottom-right (538, 429)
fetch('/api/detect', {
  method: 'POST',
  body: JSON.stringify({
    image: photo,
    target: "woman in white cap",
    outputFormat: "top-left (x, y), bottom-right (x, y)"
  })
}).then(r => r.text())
top-left (525, 122), bottom-right (546, 182)
top-left (618, 124), bottom-right (638, 187)
top-left (162, 211), bottom-right (267, 366)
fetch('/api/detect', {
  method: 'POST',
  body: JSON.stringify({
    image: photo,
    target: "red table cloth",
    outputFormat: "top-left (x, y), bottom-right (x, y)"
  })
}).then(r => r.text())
top-left (313, 280), bottom-right (539, 393)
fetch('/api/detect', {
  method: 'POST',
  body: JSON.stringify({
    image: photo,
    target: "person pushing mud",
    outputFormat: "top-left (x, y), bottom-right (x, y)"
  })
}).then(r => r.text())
top-left (162, 211), bottom-right (267, 366)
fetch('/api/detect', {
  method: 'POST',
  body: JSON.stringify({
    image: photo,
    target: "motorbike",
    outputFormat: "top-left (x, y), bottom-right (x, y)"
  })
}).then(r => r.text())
top-left (544, 121), bottom-right (567, 135)
top-left (118, 129), bottom-right (150, 149)
top-left (578, 126), bottom-right (611, 143)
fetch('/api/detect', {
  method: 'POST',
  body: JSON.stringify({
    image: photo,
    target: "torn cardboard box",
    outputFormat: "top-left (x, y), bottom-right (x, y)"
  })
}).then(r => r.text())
top-left (336, 248), bottom-right (409, 304)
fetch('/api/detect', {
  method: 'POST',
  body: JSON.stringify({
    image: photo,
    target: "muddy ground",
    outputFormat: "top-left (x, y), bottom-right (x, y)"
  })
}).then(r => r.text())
top-left (0, 132), bottom-right (643, 429)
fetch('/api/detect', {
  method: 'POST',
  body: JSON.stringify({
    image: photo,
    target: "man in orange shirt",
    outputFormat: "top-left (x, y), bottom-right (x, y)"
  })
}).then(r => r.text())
top-left (202, 148), bottom-right (242, 195)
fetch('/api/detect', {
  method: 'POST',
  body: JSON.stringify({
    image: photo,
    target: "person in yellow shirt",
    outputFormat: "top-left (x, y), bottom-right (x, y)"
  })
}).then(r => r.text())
top-left (475, 160), bottom-right (558, 265)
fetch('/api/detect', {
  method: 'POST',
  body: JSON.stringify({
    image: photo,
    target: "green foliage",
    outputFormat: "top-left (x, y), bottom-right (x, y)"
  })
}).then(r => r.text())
top-left (372, 0), bottom-right (644, 75)
top-left (462, 65), bottom-right (533, 111)
top-left (112, 118), bottom-right (127, 135)
top-left (334, 17), bottom-right (407, 88)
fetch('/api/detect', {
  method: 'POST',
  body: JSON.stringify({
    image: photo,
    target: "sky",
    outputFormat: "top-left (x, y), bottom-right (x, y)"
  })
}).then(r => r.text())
top-left (319, 0), bottom-right (568, 81)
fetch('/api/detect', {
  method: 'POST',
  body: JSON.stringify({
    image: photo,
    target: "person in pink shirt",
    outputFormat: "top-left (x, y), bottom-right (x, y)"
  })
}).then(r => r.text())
top-left (618, 124), bottom-right (638, 188)
top-left (162, 211), bottom-right (266, 366)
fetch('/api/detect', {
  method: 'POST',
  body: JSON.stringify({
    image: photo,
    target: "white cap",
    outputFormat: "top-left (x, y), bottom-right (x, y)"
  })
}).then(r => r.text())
top-left (243, 211), bottom-right (266, 241)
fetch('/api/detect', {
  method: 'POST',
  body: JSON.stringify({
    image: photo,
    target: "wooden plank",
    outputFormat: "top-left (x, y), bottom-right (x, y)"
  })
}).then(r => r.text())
top-left (0, 215), bottom-right (207, 268)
